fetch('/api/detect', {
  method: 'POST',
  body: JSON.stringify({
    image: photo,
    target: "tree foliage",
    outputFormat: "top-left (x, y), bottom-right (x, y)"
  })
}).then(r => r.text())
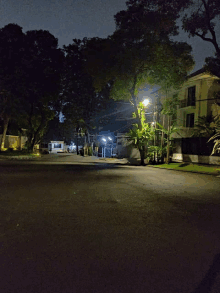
top-left (182, 0), bottom-right (220, 57)
top-left (0, 24), bottom-right (64, 152)
top-left (0, 24), bottom-right (26, 150)
top-left (62, 39), bottom-right (111, 137)
top-left (21, 30), bottom-right (64, 151)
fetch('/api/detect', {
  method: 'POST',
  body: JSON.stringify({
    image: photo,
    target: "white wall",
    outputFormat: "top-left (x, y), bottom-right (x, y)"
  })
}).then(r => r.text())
top-left (172, 153), bottom-right (220, 165)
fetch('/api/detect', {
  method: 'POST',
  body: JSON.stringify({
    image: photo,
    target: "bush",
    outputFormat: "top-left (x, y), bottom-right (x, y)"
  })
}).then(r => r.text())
top-left (88, 147), bottom-right (93, 156)
top-left (41, 150), bottom-right (49, 154)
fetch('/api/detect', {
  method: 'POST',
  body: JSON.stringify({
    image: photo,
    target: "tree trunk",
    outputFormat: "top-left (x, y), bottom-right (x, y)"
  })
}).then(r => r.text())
top-left (30, 139), bottom-right (36, 153)
top-left (140, 145), bottom-right (145, 166)
top-left (161, 115), bottom-right (165, 163)
top-left (76, 127), bottom-right (79, 155)
top-left (166, 137), bottom-right (170, 164)
top-left (166, 116), bottom-right (170, 164)
top-left (0, 116), bottom-right (10, 151)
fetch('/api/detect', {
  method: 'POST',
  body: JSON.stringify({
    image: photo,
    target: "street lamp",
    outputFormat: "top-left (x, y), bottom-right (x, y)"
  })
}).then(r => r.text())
top-left (143, 99), bottom-right (150, 107)
top-left (101, 136), bottom-right (113, 157)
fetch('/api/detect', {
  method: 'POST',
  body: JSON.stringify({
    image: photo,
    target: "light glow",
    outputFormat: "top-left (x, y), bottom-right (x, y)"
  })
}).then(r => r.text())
top-left (143, 99), bottom-right (149, 107)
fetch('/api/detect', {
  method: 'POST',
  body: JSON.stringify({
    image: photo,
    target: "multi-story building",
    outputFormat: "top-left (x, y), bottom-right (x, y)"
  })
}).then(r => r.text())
top-left (164, 68), bottom-right (220, 164)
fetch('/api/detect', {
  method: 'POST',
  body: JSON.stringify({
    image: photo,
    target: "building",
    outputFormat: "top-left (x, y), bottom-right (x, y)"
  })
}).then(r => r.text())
top-left (164, 68), bottom-right (220, 164)
top-left (115, 132), bottom-right (140, 159)
top-left (0, 133), bottom-right (28, 150)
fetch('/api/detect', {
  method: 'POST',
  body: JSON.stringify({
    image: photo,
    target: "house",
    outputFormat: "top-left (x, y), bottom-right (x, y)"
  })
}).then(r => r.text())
top-left (0, 133), bottom-right (28, 150)
top-left (39, 141), bottom-right (67, 153)
top-left (164, 68), bottom-right (220, 165)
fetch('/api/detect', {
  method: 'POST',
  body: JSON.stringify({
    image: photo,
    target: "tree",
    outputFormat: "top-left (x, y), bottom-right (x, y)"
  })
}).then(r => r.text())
top-left (20, 29), bottom-right (64, 152)
top-left (61, 39), bottom-right (111, 154)
top-left (159, 92), bottom-right (181, 163)
top-left (127, 102), bottom-right (154, 165)
top-left (84, 1), bottom-right (194, 164)
top-left (182, 0), bottom-right (220, 58)
top-left (181, 0), bottom-right (220, 84)
top-left (0, 24), bottom-right (26, 150)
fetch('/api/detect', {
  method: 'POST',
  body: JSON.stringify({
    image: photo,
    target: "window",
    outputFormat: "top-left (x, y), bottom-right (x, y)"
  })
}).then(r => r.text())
top-left (187, 86), bottom-right (196, 106)
top-left (54, 143), bottom-right (61, 148)
top-left (186, 113), bottom-right (194, 127)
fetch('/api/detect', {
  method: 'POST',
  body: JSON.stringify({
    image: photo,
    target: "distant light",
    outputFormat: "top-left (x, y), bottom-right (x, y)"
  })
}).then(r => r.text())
top-left (143, 99), bottom-right (150, 107)
top-left (152, 122), bottom-right (155, 125)
top-left (108, 137), bottom-right (112, 140)
top-left (102, 138), bottom-right (107, 142)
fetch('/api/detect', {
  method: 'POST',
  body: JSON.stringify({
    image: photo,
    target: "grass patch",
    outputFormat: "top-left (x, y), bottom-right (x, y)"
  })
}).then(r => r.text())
top-left (150, 162), bottom-right (220, 175)
top-left (0, 150), bottom-right (41, 159)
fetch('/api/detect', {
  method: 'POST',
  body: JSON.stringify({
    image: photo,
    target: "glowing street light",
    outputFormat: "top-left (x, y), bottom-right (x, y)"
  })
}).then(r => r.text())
top-left (108, 137), bottom-right (112, 140)
top-left (143, 99), bottom-right (150, 107)
top-left (102, 138), bottom-right (107, 142)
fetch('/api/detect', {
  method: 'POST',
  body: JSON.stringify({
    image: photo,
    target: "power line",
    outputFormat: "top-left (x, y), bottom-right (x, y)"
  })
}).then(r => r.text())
top-left (90, 105), bottom-right (133, 121)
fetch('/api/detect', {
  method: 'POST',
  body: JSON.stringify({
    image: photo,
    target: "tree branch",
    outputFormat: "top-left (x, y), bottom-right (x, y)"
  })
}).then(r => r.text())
top-left (194, 32), bottom-right (214, 43)
top-left (201, 0), bottom-right (220, 56)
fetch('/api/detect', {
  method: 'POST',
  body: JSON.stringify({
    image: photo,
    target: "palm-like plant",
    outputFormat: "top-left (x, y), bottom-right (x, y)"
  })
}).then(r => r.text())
top-left (193, 113), bottom-right (220, 156)
top-left (208, 132), bottom-right (220, 156)
top-left (127, 121), bottom-right (154, 149)
top-left (193, 114), bottom-right (220, 138)
top-left (127, 102), bottom-right (155, 165)
top-left (156, 122), bottom-right (181, 163)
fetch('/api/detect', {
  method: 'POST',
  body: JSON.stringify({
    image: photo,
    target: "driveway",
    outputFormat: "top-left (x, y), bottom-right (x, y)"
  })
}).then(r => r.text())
top-left (0, 160), bottom-right (220, 293)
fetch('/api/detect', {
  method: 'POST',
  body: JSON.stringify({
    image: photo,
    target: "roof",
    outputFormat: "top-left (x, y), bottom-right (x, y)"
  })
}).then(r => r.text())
top-left (188, 68), bottom-right (206, 78)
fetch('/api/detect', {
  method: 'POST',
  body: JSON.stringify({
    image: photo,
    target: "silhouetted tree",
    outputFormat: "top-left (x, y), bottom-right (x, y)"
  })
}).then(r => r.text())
top-left (0, 24), bottom-right (26, 150)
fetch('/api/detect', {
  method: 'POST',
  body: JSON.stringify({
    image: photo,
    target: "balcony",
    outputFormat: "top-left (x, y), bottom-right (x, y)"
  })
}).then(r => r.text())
top-left (179, 99), bottom-right (196, 109)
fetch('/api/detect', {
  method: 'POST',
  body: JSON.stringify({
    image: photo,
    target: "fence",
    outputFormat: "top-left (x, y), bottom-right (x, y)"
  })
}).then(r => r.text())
top-left (173, 137), bottom-right (216, 156)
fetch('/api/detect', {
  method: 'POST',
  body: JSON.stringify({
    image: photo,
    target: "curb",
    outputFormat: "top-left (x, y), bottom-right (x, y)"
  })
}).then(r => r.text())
top-left (146, 165), bottom-right (220, 176)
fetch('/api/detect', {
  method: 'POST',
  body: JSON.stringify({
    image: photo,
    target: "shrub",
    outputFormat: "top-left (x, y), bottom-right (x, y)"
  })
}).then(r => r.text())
top-left (88, 147), bottom-right (93, 156)
top-left (41, 150), bottom-right (49, 154)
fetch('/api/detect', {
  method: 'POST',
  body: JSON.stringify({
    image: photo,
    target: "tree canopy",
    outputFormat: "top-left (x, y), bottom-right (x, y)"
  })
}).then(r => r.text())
top-left (0, 24), bottom-right (64, 151)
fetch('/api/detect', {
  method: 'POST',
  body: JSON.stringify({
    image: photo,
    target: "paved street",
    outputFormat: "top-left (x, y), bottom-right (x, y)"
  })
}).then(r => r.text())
top-left (1, 155), bottom-right (220, 293)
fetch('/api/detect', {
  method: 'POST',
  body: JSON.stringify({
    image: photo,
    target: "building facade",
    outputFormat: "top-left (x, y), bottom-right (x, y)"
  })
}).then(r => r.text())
top-left (165, 69), bottom-right (220, 164)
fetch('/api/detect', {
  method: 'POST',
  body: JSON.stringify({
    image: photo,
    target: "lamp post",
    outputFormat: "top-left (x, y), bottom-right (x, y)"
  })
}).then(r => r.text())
top-left (101, 136), bottom-right (113, 158)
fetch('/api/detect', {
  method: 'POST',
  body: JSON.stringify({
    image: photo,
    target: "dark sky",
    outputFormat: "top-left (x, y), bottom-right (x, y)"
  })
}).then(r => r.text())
top-left (0, 0), bottom-right (219, 73)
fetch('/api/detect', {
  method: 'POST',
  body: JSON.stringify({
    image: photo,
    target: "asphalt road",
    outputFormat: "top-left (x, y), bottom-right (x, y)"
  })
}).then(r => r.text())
top-left (1, 157), bottom-right (220, 293)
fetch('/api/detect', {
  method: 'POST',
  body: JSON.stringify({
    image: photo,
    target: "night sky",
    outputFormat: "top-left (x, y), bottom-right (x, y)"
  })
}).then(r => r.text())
top-left (1, 0), bottom-right (219, 73)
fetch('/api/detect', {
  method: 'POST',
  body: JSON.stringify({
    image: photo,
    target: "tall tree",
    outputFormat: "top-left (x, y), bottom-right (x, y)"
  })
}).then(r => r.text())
top-left (84, 2), bottom-right (194, 164)
top-left (20, 30), bottom-right (64, 152)
top-left (62, 38), bottom-right (111, 153)
top-left (0, 24), bottom-right (26, 150)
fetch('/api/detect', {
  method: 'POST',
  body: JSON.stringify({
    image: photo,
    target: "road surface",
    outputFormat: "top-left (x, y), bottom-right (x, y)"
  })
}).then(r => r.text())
top-left (0, 157), bottom-right (220, 293)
